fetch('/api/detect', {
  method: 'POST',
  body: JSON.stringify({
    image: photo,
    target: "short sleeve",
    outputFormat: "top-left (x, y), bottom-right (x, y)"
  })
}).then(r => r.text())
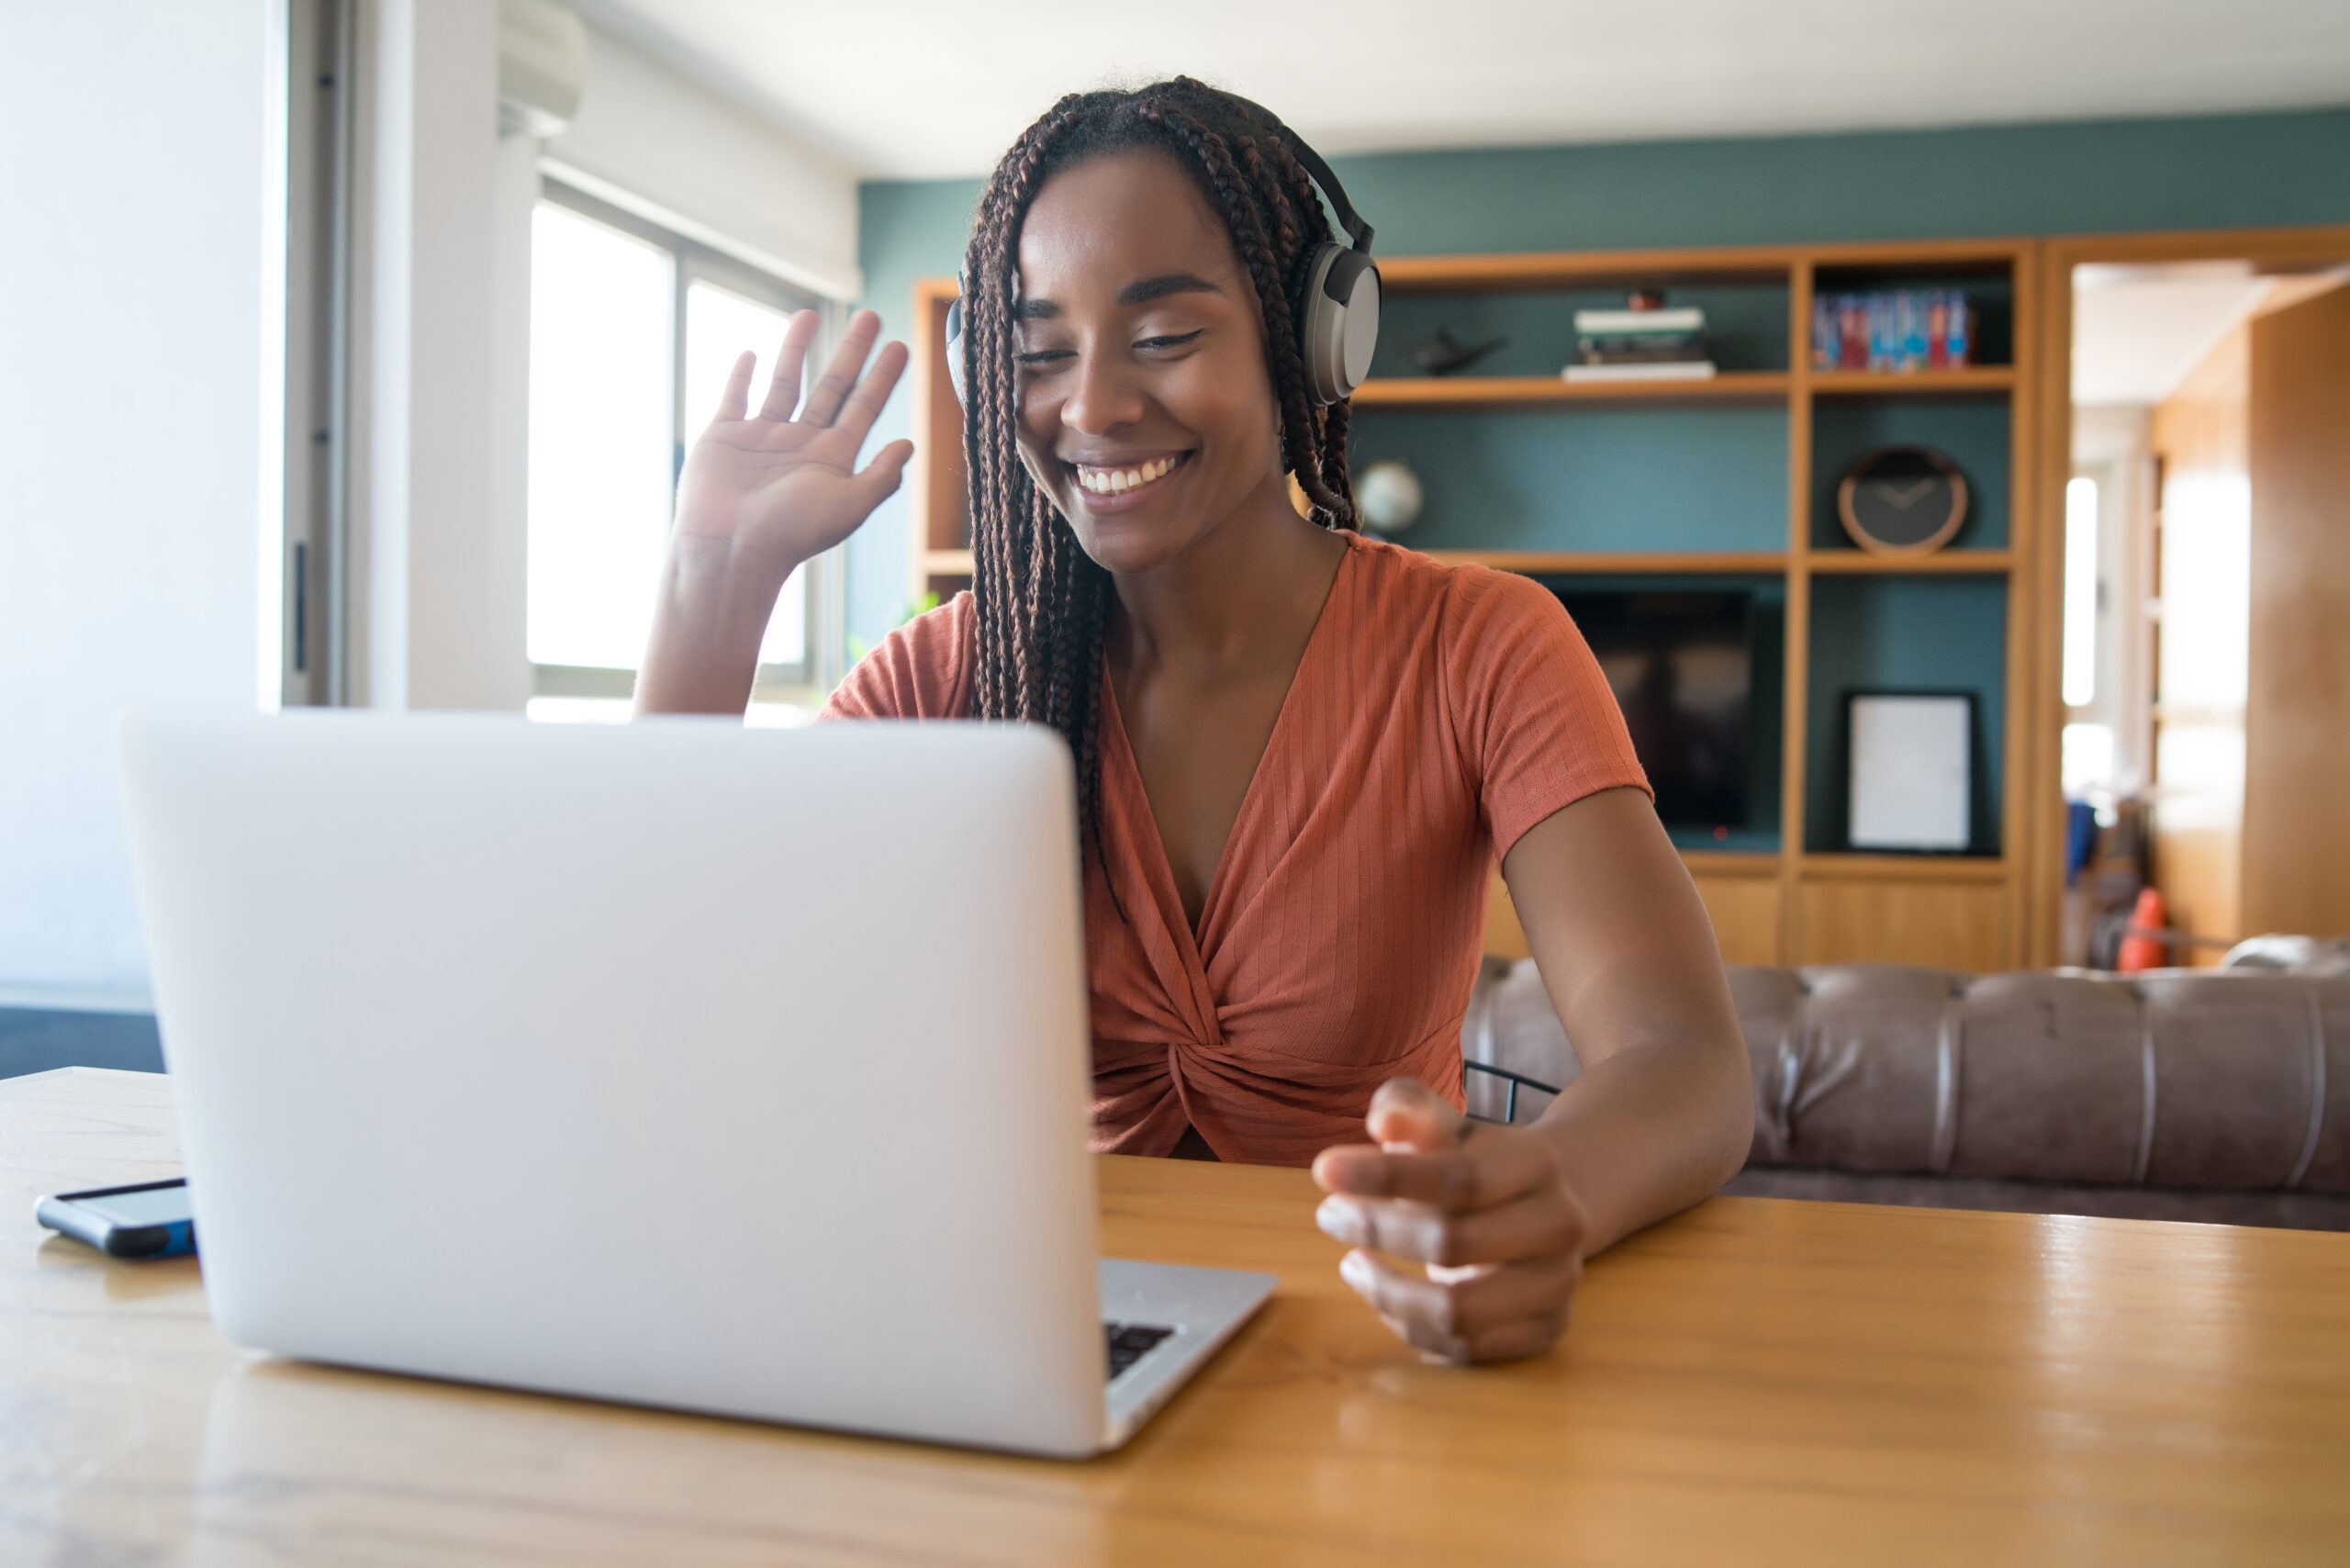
top-left (819, 591), bottom-right (978, 722)
top-left (1442, 567), bottom-right (1650, 859)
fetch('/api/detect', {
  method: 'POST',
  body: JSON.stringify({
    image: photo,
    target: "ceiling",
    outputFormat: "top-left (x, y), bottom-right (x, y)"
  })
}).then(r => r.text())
top-left (2070, 263), bottom-right (2348, 405)
top-left (2070, 263), bottom-right (2274, 407)
top-left (568, 0), bottom-right (2350, 179)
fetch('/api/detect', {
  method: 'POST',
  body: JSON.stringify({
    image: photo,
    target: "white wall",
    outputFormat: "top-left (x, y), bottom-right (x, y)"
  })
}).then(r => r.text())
top-left (0, 1), bottom-right (860, 999)
top-left (351, 0), bottom-right (532, 713)
top-left (544, 26), bottom-right (861, 301)
top-left (0, 1), bottom-right (280, 999)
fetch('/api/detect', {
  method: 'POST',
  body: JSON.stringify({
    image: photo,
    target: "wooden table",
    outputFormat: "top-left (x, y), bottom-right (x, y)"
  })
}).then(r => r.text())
top-left (6, 1068), bottom-right (2348, 1565)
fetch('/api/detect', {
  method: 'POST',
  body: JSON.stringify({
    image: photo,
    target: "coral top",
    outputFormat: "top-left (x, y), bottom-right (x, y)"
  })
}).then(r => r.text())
top-left (822, 533), bottom-right (1648, 1166)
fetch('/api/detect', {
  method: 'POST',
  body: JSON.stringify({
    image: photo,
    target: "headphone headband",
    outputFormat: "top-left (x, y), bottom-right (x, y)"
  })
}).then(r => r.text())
top-left (947, 93), bottom-right (1380, 412)
top-left (1262, 119), bottom-right (1374, 255)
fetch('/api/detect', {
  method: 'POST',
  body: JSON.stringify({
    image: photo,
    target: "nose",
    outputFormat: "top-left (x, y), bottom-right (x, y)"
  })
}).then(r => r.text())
top-left (1059, 346), bottom-right (1147, 437)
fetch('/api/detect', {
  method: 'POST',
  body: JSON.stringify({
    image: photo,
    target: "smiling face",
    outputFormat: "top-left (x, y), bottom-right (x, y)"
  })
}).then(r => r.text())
top-left (1011, 149), bottom-right (1292, 576)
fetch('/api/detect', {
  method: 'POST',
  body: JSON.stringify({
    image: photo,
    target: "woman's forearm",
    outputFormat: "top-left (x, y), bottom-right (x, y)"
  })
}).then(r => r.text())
top-left (1502, 789), bottom-right (1757, 1255)
top-left (633, 534), bottom-right (801, 717)
top-left (1528, 1035), bottom-right (1752, 1256)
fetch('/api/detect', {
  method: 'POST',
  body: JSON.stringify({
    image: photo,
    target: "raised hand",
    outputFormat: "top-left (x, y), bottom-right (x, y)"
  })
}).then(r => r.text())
top-left (673, 308), bottom-right (914, 576)
top-left (1311, 1079), bottom-right (1591, 1364)
top-left (636, 308), bottom-right (914, 715)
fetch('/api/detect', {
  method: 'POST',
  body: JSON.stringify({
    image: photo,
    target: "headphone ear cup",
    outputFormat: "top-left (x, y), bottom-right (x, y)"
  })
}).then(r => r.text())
top-left (1297, 245), bottom-right (1382, 406)
top-left (944, 296), bottom-right (967, 409)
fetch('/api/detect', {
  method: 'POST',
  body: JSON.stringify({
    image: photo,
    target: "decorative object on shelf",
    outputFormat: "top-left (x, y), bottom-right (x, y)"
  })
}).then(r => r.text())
top-left (1838, 445), bottom-right (1968, 554)
top-left (1847, 691), bottom-right (1974, 853)
top-left (1566, 297), bottom-right (1716, 382)
top-left (1354, 459), bottom-right (1424, 535)
top-left (1410, 327), bottom-right (1505, 376)
top-left (1812, 290), bottom-right (1973, 372)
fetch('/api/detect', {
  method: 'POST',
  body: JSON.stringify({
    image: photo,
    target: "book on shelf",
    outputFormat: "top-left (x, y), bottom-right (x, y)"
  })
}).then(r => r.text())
top-left (1563, 361), bottom-right (1719, 383)
top-left (1571, 304), bottom-right (1711, 375)
top-left (1811, 289), bottom-right (1974, 372)
top-left (1573, 307), bottom-right (1705, 335)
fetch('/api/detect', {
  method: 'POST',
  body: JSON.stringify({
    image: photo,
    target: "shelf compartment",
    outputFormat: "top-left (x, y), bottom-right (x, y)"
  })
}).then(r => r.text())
top-left (1374, 282), bottom-right (1792, 379)
top-left (1355, 372), bottom-right (1788, 410)
top-left (1349, 404), bottom-right (1788, 555)
top-left (1803, 575), bottom-right (2008, 858)
top-left (1809, 393), bottom-right (2011, 551)
top-left (1809, 259), bottom-right (2017, 370)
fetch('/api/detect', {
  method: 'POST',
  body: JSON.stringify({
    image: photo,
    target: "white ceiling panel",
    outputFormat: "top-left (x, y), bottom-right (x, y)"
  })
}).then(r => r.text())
top-left (569, 0), bottom-right (2350, 179)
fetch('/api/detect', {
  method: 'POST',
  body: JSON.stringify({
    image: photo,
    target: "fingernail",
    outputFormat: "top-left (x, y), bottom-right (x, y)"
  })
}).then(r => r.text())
top-left (1315, 1196), bottom-right (1357, 1243)
top-left (1338, 1252), bottom-right (1371, 1290)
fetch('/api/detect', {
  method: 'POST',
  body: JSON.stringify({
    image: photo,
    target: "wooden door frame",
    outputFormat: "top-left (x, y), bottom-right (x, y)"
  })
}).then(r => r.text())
top-left (2027, 225), bottom-right (2350, 965)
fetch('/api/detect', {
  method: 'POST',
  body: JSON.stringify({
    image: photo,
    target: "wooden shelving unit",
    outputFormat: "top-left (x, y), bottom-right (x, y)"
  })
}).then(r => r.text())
top-left (903, 238), bottom-right (2049, 971)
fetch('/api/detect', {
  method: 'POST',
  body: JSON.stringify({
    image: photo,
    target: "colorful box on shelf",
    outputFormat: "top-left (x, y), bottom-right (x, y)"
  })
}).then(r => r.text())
top-left (1812, 291), bottom-right (1973, 372)
top-left (1567, 306), bottom-right (1716, 382)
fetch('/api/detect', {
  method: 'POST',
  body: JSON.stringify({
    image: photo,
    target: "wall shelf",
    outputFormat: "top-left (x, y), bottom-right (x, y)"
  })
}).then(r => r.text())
top-left (1806, 550), bottom-right (2013, 574)
top-left (1354, 372), bottom-right (1789, 410)
top-left (1798, 854), bottom-right (2009, 882)
top-left (1422, 550), bottom-right (1785, 575)
top-left (1809, 367), bottom-right (2016, 396)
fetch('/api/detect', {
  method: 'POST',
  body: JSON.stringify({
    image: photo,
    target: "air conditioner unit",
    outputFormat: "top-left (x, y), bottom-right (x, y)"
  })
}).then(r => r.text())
top-left (498, 0), bottom-right (586, 138)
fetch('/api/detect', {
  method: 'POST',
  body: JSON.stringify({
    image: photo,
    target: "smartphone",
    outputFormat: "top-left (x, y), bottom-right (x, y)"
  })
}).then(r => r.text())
top-left (36, 1178), bottom-right (196, 1259)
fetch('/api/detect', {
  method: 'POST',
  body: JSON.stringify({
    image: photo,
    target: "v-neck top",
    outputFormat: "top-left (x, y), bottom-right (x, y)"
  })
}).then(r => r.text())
top-left (821, 533), bottom-right (1649, 1166)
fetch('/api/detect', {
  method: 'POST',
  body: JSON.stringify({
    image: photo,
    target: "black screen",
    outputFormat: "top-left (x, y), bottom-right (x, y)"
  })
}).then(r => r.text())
top-left (1540, 587), bottom-right (1754, 834)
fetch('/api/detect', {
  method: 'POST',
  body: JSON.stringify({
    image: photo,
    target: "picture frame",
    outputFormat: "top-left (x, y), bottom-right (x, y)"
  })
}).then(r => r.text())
top-left (1845, 690), bottom-right (1975, 853)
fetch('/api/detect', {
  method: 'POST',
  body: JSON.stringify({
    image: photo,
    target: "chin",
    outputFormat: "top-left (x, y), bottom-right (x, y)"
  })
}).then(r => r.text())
top-left (1066, 510), bottom-right (1189, 577)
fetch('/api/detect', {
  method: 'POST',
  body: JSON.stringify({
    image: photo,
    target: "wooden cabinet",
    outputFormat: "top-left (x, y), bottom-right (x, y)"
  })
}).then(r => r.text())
top-left (1795, 862), bottom-right (2008, 974)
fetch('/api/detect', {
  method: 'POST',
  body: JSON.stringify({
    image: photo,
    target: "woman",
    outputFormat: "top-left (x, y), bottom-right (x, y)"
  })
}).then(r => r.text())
top-left (637, 79), bottom-right (1752, 1365)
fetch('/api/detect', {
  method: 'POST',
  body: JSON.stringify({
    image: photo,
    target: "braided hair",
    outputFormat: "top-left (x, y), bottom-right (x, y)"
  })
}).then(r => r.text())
top-left (957, 78), bottom-right (1359, 881)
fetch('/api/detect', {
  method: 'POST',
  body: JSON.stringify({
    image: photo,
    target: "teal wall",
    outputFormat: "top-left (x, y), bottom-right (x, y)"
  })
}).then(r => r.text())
top-left (845, 106), bottom-right (2350, 648)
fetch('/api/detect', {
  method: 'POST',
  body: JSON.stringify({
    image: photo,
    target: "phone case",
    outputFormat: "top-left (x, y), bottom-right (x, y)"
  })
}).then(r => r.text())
top-left (36, 1180), bottom-right (197, 1260)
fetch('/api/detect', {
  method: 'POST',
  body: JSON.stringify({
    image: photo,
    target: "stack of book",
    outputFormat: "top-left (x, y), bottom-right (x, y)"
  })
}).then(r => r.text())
top-left (1565, 307), bottom-right (1716, 382)
top-left (1812, 290), bottom-right (1974, 372)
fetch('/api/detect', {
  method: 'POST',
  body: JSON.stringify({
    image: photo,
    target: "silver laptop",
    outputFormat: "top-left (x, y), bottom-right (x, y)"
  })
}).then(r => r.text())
top-left (116, 711), bottom-right (1272, 1458)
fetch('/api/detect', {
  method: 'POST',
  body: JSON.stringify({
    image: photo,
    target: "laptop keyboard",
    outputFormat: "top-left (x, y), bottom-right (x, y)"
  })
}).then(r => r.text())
top-left (1104, 1321), bottom-right (1175, 1381)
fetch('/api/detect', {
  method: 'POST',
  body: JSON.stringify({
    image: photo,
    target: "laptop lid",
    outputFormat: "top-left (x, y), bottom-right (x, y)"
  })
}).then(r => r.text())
top-left (117, 711), bottom-right (1107, 1457)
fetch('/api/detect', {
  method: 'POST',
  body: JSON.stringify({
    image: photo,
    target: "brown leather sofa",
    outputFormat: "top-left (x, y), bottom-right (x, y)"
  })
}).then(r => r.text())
top-left (1463, 960), bottom-right (2350, 1231)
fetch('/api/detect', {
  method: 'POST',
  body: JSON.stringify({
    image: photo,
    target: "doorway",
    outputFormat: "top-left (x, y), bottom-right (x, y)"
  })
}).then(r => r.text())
top-left (2043, 231), bottom-right (2350, 966)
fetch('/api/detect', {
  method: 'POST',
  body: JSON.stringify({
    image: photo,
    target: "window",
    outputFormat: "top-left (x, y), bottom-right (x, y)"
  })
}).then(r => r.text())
top-left (2062, 476), bottom-right (2098, 710)
top-left (526, 183), bottom-right (825, 718)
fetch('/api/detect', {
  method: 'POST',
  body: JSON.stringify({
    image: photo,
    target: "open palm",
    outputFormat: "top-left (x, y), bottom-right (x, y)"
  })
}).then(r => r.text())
top-left (674, 308), bottom-right (914, 576)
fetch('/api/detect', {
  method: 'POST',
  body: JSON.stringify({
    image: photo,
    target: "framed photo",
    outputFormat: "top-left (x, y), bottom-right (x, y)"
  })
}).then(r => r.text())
top-left (1846, 691), bottom-right (1975, 853)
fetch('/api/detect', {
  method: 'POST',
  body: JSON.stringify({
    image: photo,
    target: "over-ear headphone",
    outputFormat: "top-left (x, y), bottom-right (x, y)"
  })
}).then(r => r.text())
top-left (945, 108), bottom-right (1379, 410)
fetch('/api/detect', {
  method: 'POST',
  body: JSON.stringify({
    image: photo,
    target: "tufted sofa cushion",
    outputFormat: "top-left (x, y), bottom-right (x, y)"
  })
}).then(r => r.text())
top-left (1463, 961), bottom-right (2350, 1197)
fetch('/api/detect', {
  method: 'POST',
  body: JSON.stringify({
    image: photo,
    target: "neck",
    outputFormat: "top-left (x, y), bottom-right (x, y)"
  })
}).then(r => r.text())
top-left (1106, 476), bottom-right (1348, 682)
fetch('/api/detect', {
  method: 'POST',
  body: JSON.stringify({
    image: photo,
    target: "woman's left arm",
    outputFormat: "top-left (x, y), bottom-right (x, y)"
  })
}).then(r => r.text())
top-left (1312, 785), bottom-right (1753, 1362)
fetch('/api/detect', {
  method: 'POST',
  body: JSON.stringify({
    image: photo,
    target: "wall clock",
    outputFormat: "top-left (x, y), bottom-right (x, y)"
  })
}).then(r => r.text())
top-left (1837, 445), bottom-right (1968, 555)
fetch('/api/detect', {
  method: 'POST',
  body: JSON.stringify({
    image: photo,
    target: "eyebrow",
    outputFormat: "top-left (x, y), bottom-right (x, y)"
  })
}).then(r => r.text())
top-left (1119, 273), bottom-right (1223, 306)
top-left (1012, 273), bottom-right (1224, 321)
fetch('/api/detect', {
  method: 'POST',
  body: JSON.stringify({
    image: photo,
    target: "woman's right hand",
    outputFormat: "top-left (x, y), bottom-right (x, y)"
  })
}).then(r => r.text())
top-left (674, 307), bottom-right (913, 577)
top-left (637, 308), bottom-right (913, 715)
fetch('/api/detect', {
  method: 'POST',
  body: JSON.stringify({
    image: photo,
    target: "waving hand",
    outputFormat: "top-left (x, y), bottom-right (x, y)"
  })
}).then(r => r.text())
top-left (636, 308), bottom-right (913, 715)
top-left (673, 308), bottom-right (914, 573)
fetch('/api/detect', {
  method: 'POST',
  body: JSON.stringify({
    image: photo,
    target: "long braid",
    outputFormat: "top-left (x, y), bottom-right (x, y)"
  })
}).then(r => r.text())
top-left (957, 79), bottom-right (1358, 894)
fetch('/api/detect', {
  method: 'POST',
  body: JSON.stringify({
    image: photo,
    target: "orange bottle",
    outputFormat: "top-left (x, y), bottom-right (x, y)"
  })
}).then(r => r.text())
top-left (2116, 887), bottom-right (2169, 973)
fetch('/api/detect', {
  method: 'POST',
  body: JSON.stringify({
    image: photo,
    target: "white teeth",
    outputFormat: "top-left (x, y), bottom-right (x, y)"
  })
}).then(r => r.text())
top-left (1077, 455), bottom-right (1178, 494)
